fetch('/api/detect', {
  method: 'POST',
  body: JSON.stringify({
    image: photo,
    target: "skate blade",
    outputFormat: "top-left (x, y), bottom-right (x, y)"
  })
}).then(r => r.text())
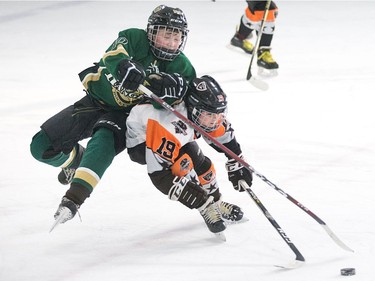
top-left (214, 231), bottom-right (226, 242)
top-left (258, 67), bottom-right (278, 77)
top-left (224, 216), bottom-right (249, 225)
top-left (274, 259), bottom-right (305, 269)
top-left (49, 208), bottom-right (70, 233)
top-left (249, 76), bottom-right (269, 91)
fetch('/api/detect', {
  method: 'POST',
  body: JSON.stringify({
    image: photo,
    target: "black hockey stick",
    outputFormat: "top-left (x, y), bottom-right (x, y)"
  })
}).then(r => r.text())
top-left (138, 84), bottom-right (353, 253)
top-left (246, 0), bottom-right (271, 91)
top-left (240, 180), bottom-right (305, 267)
top-left (139, 85), bottom-right (304, 265)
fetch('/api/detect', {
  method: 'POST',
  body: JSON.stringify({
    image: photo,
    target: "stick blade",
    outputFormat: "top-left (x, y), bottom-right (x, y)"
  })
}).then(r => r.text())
top-left (274, 259), bottom-right (305, 269)
top-left (249, 76), bottom-right (269, 91)
top-left (321, 224), bottom-right (354, 252)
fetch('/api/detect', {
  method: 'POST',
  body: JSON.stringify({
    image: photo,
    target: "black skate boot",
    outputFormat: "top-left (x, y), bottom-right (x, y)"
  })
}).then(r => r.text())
top-left (58, 144), bottom-right (85, 185)
top-left (230, 33), bottom-right (254, 54)
top-left (257, 47), bottom-right (279, 77)
top-left (218, 200), bottom-right (247, 223)
top-left (257, 47), bottom-right (279, 70)
top-left (54, 197), bottom-right (79, 222)
top-left (198, 196), bottom-right (226, 235)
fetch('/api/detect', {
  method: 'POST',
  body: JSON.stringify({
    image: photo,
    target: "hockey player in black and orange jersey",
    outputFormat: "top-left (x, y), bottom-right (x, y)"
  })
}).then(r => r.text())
top-left (126, 74), bottom-right (253, 237)
top-left (230, 1), bottom-right (279, 72)
top-left (30, 5), bottom-right (197, 228)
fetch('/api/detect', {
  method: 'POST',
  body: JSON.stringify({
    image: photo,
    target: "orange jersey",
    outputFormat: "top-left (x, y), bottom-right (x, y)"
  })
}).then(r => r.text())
top-left (126, 102), bottom-right (238, 174)
top-left (126, 102), bottom-right (195, 175)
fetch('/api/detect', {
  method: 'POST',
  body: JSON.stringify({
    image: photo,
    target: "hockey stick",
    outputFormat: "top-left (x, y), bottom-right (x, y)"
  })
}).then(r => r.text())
top-left (239, 180), bottom-right (305, 267)
top-left (138, 84), bottom-right (353, 253)
top-left (246, 0), bottom-right (271, 91)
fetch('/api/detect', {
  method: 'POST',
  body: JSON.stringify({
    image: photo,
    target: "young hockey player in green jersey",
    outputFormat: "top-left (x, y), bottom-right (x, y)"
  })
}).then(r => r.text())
top-left (30, 5), bottom-right (196, 227)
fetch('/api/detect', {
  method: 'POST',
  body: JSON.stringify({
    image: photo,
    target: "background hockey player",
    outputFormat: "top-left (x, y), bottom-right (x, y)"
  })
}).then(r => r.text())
top-left (126, 74), bottom-right (253, 237)
top-left (29, 5), bottom-right (197, 228)
top-left (230, 0), bottom-right (279, 73)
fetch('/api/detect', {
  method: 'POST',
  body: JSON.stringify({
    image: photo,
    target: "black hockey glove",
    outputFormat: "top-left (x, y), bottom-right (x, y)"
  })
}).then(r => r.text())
top-left (225, 154), bottom-right (253, 192)
top-left (168, 176), bottom-right (207, 209)
top-left (145, 72), bottom-right (188, 102)
top-left (117, 59), bottom-right (146, 91)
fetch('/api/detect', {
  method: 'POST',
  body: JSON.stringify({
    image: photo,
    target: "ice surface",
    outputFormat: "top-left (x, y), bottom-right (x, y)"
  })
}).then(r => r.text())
top-left (1, 1), bottom-right (374, 281)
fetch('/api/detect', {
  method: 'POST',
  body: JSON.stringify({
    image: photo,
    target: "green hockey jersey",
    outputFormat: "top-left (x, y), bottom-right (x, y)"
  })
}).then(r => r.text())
top-left (78, 28), bottom-right (196, 111)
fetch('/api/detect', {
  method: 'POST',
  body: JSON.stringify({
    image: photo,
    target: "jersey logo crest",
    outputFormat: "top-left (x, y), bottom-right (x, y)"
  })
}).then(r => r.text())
top-left (202, 171), bottom-right (214, 182)
top-left (146, 61), bottom-right (160, 75)
top-left (172, 120), bottom-right (188, 135)
top-left (179, 158), bottom-right (191, 172)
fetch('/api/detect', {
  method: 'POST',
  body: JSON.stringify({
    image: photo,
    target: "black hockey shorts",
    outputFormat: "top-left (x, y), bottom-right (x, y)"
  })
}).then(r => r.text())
top-left (41, 95), bottom-right (128, 155)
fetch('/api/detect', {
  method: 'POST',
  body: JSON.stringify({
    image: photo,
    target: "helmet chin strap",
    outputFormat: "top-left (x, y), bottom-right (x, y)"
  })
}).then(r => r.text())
top-left (152, 46), bottom-right (179, 61)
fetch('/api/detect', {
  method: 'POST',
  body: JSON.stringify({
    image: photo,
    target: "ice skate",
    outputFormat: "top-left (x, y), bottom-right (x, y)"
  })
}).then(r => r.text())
top-left (58, 144), bottom-right (85, 185)
top-left (219, 200), bottom-right (248, 224)
top-left (198, 196), bottom-right (226, 240)
top-left (257, 47), bottom-right (279, 77)
top-left (228, 33), bottom-right (254, 55)
top-left (50, 197), bottom-right (80, 232)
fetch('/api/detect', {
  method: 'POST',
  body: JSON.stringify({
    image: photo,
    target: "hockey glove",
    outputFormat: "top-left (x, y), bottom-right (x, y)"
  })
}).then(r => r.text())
top-left (168, 176), bottom-right (208, 209)
top-left (145, 72), bottom-right (188, 105)
top-left (225, 154), bottom-right (253, 192)
top-left (117, 59), bottom-right (146, 91)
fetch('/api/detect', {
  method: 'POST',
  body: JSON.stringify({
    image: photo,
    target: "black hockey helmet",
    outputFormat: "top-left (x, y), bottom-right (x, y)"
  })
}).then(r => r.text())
top-left (186, 75), bottom-right (227, 132)
top-left (147, 5), bottom-right (189, 61)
